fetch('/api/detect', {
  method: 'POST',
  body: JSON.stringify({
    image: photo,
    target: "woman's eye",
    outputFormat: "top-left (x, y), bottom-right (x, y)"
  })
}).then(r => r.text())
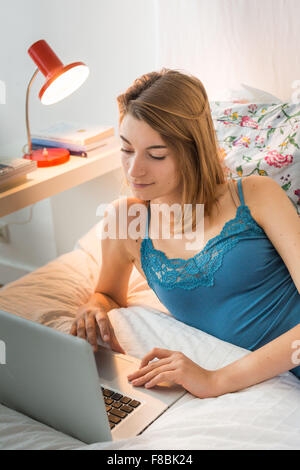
top-left (120, 149), bottom-right (166, 160)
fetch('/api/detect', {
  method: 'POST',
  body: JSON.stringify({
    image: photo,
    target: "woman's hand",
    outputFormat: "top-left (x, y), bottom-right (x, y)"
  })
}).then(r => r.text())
top-left (70, 304), bottom-right (125, 354)
top-left (127, 347), bottom-right (219, 398)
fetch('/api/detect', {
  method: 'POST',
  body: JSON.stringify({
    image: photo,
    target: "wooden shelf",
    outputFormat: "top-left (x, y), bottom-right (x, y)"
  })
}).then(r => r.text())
top-left (0, 136), bottom-right (122, 217)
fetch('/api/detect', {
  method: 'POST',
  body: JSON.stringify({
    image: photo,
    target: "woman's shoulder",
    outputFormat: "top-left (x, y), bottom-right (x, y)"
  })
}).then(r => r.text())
top-left (108, 197), bottom-right (149, 268)
top-left (108, 196), bottom-right (148, 240)
top-left (239, 175), bottom-right (272, 226)
top-left (110, 197), bottom-right (148, 219)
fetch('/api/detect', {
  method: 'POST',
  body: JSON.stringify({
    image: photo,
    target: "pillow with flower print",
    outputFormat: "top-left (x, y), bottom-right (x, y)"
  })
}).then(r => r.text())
top-left (210, 101), bottom-right (300, 215)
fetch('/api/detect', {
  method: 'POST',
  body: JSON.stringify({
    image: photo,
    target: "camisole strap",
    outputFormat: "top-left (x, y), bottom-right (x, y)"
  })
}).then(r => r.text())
top-left (145, 202), bottom-right (151, 239)
top-left (228, 180), bottom-right (241, 208)
top-left (237, 178), bottom-right (246, 206)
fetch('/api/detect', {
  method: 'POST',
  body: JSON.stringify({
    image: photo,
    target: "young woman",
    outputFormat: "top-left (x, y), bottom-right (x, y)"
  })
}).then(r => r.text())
top-left (70, 69), bottom-right (300, 398)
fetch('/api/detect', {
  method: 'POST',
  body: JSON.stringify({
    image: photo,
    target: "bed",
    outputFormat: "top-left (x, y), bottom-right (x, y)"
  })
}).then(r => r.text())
top-left (1, 89), bottom-right (300, 450)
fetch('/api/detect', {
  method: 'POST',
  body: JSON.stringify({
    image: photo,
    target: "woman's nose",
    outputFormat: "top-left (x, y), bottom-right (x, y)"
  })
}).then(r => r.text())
top-left (128, 155), bottom-right (146, 178)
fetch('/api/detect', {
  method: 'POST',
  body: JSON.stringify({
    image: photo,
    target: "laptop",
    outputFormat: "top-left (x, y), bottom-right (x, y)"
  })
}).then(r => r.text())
top-left (0, 309), bottom-right (187, 444)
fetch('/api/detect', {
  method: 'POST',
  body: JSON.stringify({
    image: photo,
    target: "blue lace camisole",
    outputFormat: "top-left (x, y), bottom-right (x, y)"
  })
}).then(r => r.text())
top-left (141, 178), bottom-right (300, 379)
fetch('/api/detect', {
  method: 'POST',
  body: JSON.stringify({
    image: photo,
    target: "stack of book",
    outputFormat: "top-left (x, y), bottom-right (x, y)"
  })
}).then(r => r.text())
top-left (31, 122), bottom-right (115, 158)
top-left (0, 158), bottom-right (37, 190)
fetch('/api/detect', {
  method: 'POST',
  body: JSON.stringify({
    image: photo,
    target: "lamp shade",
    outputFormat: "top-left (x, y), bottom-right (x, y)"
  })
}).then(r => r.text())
top-left (28, 39), bottom-right (89, 105)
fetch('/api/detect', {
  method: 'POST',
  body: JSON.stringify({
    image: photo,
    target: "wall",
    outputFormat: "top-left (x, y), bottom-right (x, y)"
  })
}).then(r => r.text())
top-left (155, 0), bottom-right (300, 102)
top-left (0, 0), bottom-right (157, 283)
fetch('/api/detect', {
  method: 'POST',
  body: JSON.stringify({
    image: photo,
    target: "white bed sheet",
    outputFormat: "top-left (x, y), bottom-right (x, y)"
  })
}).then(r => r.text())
top-left (1, 239), bottom-right (300, 450)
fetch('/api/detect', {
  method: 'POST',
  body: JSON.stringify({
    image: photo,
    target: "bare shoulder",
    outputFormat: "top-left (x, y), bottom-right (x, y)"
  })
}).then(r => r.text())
top-left (242, 174), bottom-right (287, 194)
top-left (107, 196), bottom-right (148, 255)
top-left (110, 197), bottom-right (148, 229)
top-left (241, 175), bottom-right (292, 227)
top-left (111, 196), bottom-right (148, 211)
top-left (242, 175), bottom-right (300, 293)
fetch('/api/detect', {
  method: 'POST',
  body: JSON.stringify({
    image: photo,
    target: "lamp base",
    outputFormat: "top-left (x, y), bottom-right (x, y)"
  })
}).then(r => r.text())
top-left (23, 147), bottom-right (70, 167)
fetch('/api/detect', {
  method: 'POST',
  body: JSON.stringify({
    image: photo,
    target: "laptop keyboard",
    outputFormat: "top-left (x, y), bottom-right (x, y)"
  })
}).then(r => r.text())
top-left (101, 386), bottom-right (141, 430)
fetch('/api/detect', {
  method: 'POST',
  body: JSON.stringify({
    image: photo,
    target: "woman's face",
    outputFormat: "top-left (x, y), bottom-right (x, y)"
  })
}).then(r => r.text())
top-left (119, 114), bottom-right (182, 204)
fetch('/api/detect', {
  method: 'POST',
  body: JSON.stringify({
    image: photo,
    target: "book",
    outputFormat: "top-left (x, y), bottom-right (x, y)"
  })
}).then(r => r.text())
top-left (31, 144), bottom-right (88, 157)
top-left (31, 139), bottom-right (108, 153)
top-left (0, 158), bottom-right (37, 190)
top-left (31, 121), bottom-right (115, 150)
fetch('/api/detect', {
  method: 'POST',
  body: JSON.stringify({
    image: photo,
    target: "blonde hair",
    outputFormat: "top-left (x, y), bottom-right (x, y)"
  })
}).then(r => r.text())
top-left (117, 68), bottom-right (227, 230)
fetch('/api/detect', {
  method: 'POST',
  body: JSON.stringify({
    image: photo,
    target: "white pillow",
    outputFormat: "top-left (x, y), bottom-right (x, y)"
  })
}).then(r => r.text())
top-left (240, 83), bottom-right (282, 104)
top-left (211, 83), bottom-right (282, 104)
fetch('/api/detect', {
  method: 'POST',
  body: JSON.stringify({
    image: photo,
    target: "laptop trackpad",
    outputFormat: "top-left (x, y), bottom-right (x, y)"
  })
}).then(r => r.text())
top-left (94, 346), bottom-right (139, 382)
top-left (94, 346), bottom-right (183, 390)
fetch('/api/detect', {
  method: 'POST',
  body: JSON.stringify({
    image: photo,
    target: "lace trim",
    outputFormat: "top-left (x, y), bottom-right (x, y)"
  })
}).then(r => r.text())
top-left (140, 205), bottom-right (265, 290)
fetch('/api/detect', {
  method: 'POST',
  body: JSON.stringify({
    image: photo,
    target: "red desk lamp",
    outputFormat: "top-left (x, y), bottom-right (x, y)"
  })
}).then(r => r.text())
top-left (23, 39), bottom-right (89, 167)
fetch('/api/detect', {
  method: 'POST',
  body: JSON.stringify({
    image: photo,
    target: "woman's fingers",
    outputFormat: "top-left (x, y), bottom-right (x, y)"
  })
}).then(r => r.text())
top-left (130, 363), bottom-right (176, 387)
top-left (143, 370), bottom-right (177, 388)
top-left (69, 321), bottom-right (77, 336)
top-left (110, 327), bottom-right (126, 354)
top-left (69, 307), bottom-right (125, 355)
top-left (129, 355), bottom-right (172, 381)
top-left (76, 317), bottom-right (86, 340)
top-left (85, 313), bottom-right (98, 352)
top-left (95, 313), bottom-right (125, 354)
top-left (139, 347), bottom-right (174, 368)
top-left (95, 314), bottom-right (110, 342)
top-left (95, 314), bottom-right (111, 346)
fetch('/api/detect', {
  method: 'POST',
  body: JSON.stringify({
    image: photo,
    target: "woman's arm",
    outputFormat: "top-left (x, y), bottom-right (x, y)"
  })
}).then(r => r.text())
top-left (93, 197), bottom-right (134, 308)
top-left (127, 325), bottom-right (300, 398)
top-left (70, 197), bottom-right (134, 353)
top-left (212, 323), bottom-right (300, 396)
top-left (245, 175), bottom-right (300, 294)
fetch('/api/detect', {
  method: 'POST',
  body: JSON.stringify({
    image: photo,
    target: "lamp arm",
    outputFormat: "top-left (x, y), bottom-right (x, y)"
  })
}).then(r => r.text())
top-left (25, 68), bottom-right (39, 155)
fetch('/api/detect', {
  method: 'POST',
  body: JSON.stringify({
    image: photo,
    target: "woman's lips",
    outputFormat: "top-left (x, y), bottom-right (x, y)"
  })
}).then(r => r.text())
top-left (131, 183), bottom-right (154, 188)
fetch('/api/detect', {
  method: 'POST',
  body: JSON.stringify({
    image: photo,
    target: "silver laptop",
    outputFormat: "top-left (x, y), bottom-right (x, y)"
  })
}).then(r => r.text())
top-left (0, 309), bottom-right (187, 444)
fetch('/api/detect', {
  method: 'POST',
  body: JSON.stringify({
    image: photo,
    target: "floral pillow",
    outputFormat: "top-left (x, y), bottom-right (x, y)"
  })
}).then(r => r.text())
top-left (210, 101), bottom-right (300, 215)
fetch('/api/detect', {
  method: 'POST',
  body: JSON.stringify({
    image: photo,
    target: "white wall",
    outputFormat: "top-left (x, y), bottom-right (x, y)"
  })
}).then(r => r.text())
top-left (155, 0), bottom-right (300, 102)
top-left (0, 0), bottom-right (157, 283)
